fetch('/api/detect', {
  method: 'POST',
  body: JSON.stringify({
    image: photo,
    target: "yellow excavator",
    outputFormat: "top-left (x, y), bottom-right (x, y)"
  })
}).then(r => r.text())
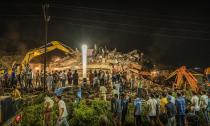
top-left (1, 41), bottom-right (74, 74)
top-left (21, 41), bottom-right (75, 69)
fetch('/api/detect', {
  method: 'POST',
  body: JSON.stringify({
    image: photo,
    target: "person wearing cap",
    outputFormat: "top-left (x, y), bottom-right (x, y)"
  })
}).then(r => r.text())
top-left (165, 96), bottom-right (176, 126)
top-left (55, 95), bottom-right (69, 126)
top-left (54, 87), bottom-right (65, 96)
top-left (44, 96), bottom-right (54, 126)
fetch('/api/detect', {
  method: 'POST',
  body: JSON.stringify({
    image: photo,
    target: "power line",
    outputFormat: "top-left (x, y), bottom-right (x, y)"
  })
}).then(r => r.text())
top-left (4, 2), bottom-right (209, 22)
top-left (51, 16), bottom-right (210, 34)
top-left (1, 14), bottom-right (209, 34)
top-left (48, 3), bottom-right (210, 21)
top-left (53, 17), bottom-right (210, 41)
top-left (0, 14), bottom-right (209, 40)
top-left (1, 3), bottom-right (210, 27)
top-left (49, 3), bottom-right (210, 27)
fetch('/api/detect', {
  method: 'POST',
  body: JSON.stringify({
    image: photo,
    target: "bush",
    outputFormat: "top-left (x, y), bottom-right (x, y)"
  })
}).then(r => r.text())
top-left (21, 93), bottom-right (56, 126)
top-left (69, 99), bottom-right (113, 126)
top-left (21, 104), bottom-right (44, 126)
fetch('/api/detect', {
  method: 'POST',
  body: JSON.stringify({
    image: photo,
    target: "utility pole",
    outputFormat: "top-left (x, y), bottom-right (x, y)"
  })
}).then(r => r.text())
top-left (42, 1), bottom-right (50, 92)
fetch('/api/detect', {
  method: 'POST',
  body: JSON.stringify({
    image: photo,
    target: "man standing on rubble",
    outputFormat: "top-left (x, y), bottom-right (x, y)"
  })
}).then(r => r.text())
top-left (100, 84), bottom-right (107, 101)
top-left (26, 68), bottom-right (33, 89)
top-left (73, 70), bottom-right (79, 86)
top-left (46, 73), bottom-right (53, 92)
top-left (130, 72), bottom-right (135, 93)
top-left (89, 70), bottom-right (94, 86)
top-left (10, 69), bottom-right (17, 87)
top-left (60, 70), bottom-right (66, 87)
top-left (67, 69), bottom-right (72, 85)
top-left (137, 76), bottom-right (143, 98)
top-left (16, 65), bottom-right (22, 88)
top-left (35, 70), bottom-right (41, 88)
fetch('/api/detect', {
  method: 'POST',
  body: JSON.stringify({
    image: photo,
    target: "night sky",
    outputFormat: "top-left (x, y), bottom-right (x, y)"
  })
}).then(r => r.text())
top-left (0, 1), bottom-right (210, 67)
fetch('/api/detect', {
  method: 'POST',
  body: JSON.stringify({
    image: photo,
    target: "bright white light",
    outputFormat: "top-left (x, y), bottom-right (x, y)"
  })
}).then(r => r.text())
top-left (82, 44), bottom-right (88, 78)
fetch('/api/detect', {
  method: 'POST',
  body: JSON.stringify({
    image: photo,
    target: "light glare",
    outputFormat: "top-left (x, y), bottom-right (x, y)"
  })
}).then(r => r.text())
top-left (82, 44), bottom-right (87, 78)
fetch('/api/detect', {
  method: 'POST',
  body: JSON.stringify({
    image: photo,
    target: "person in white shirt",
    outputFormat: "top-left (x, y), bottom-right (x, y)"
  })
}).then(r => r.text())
top-left (46, 73), bottom-right (53, 92)
top-left (100, 85), bottom-right (107, 101)
top-left (200, 91), bottom-right (208, 109)
top-left (61, 71), bottom-right (67, 87)
top-left (55, 95), bottom-right (69, 126)
top-left (168, 92), bottom-right (176, 104)
top-left (191, 92), bottom-right (200, 115)
top-left (114, 81), bottom-right (120, 98)
top-left (93, 76), bottom-right (98, 88)
top-left (147, 94), bottom-right (158, 126)
top-left (200, 91), bottom-right (209, 123)
top-left (112, 86), bottom-right (118, 96)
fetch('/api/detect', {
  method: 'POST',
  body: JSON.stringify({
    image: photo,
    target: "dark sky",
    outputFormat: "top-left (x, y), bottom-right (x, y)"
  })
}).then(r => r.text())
top-left (0, 1), bottom-right (210, 67)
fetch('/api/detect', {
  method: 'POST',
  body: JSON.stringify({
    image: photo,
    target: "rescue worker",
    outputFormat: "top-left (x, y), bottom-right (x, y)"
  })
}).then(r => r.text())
top-left (44, 96), bottom-right (54, 126)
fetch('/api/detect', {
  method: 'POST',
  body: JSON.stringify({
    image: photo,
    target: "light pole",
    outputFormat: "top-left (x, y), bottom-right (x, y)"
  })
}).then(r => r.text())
top-left (42, 1), bottom-right (50, 92)
top-left (82, 44), bottom-right (87, 79)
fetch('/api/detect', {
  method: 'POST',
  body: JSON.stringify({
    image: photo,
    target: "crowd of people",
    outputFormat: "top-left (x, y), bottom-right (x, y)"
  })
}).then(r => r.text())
top-left (0, 65), bottom-right (80, 91)
top-left (110, 89), bottom-right (210, 126)
top-left (1, 63), bottom-right (210, 126)
top-left (41, 68), bottom-right (210, 126)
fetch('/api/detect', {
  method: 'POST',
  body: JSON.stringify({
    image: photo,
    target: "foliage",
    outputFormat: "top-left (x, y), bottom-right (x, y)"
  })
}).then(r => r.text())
top-left (125, 104), bottom-right (135, 125)
top-left (69, 99), bottom-right (113, 126)
top-left (21, 104), bottom-right (44, 126)
top-left (21, 93), bottom-right (56, 126)
top-left (20, 96), bottom-right (208, 126)
top-left (33, 93), bottom-right (47, 104)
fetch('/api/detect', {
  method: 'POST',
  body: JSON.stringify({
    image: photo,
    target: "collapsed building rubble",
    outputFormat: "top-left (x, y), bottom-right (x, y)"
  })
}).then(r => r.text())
top-left (1, 41), bottom-right (207, 92)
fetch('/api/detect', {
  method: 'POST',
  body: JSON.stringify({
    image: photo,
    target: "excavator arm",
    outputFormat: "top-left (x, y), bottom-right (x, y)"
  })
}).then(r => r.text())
top-left (21, 41), bottom-right (74, 67)
top-left (205, 67), bottom-right (210, 86)
top-left (167, 66), bottom-right (199, 92)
